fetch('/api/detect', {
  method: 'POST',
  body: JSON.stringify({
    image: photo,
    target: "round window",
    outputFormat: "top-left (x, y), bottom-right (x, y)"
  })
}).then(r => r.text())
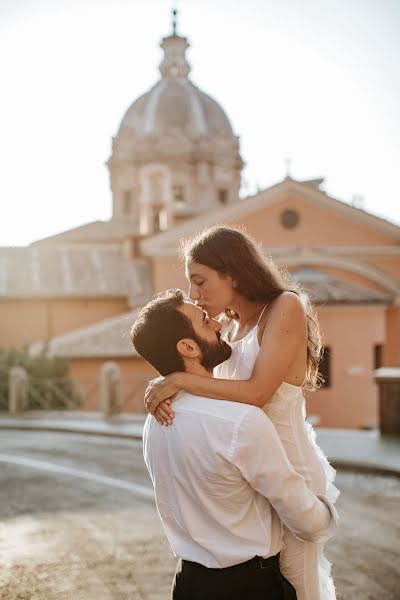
top-left (281, 209), bottom-right (300, 229)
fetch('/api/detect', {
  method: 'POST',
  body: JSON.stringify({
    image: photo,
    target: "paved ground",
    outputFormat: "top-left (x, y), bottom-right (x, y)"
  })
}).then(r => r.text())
top-left (2, 411), bottom-right (400, 475)
top-left (0, 430), bottom-right (399, 600)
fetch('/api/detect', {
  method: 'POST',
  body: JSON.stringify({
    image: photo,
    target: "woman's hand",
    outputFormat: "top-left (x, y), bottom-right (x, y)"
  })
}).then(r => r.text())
top-left (144, 374), bottom-right (179, 418)
top-left (153, 399), bottom-right (174, 426)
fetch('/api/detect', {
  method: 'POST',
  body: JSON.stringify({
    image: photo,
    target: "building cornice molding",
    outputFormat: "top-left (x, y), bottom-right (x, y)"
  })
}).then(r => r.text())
top-left (33, 243), bottom-right (123, 252)
top-left (274, 249), bottom-right (399, 295)
top-left (267, 246), bottom-right (400, 257)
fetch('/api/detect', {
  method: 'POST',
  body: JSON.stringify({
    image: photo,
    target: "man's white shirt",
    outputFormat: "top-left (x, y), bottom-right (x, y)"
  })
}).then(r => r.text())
top-left (143, 392), bottom-right (338, 569)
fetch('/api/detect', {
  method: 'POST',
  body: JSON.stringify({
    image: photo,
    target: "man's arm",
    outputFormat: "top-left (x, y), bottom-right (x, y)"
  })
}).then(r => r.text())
top-left (232, 407), bottom-right (338, 543)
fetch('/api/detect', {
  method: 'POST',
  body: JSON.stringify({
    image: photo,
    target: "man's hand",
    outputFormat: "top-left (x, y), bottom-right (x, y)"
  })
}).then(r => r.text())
top-left (144, 374), bottom-right (179, 423)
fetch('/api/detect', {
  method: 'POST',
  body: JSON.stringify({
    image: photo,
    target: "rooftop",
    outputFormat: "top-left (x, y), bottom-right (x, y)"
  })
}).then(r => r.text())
top-left (0, 245), bottom-right (152, 304)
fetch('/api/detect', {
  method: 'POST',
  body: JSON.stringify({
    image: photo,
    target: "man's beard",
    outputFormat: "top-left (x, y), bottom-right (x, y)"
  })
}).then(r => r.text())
top-left (195, 332), bottom-right (232, 373)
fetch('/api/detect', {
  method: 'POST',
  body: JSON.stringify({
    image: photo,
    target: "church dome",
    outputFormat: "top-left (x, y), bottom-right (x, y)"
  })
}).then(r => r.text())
top-left (108, 13), bottom-right (243, 229)
top-left (119, 80), bottom-right (234, 139)
top-left (117, 22), bottom-right (235, 141)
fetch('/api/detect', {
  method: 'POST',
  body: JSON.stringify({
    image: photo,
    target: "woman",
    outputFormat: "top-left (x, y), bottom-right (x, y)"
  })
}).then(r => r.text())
top-left (145, 226), bottom-right (338, 600)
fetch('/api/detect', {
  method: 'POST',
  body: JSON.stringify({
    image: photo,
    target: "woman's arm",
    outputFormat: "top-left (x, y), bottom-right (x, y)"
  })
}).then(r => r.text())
top-left (147, 293), bottom-right (307, 420)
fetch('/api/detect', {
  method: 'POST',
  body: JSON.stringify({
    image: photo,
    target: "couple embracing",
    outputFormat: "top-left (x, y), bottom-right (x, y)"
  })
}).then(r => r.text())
top-left (131, 226), bottom-right (339, 600)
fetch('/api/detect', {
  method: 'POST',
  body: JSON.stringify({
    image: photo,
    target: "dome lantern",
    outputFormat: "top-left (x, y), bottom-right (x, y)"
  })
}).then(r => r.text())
top-left (159, 9), bottom-right (191, 80)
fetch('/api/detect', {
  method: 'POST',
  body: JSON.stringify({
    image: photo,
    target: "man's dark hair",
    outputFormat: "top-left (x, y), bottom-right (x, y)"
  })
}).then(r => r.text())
top-left (130, 289), bottom-right (197, 375)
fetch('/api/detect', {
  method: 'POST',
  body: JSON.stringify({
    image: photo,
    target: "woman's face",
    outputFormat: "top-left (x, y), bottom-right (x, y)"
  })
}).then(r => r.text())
top-left (186, 260), bottom-right (235, 318)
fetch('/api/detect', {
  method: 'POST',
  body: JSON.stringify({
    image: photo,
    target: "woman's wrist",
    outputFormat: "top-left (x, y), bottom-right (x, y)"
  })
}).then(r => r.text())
top-left (169, 371), bottom-right (185, 389)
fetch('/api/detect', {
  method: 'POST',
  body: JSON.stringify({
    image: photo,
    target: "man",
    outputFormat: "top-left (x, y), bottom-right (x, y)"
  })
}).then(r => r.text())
top-left (131, 289), bottom-right (338, 600)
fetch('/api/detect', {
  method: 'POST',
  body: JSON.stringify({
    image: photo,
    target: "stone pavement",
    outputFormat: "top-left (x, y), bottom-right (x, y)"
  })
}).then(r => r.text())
top-left (0, 410), bottom-right (145, 438)
top-left (1, 410), bottom-right (399, 475)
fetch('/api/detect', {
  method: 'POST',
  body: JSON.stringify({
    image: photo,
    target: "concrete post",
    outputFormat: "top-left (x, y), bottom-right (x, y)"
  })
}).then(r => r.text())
top-left (9, 366), bottom-right (28, 415)
top-left (100, 361), bottom-right (122, 417)
top-left (374, 368), bottom-right (400, 435)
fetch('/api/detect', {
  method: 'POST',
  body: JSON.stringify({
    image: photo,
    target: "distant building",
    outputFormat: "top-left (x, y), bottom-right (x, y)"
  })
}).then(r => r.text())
top-left (1, 18), bottom-right (399, 427)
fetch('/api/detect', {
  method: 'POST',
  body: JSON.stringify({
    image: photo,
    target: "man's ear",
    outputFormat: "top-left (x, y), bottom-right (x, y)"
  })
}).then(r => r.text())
top-left (176, 338), bottom-right (201, 359)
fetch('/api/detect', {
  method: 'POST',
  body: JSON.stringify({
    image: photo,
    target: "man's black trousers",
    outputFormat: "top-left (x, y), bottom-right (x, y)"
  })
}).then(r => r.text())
top-left (171, 553), bottom-right (297, 600)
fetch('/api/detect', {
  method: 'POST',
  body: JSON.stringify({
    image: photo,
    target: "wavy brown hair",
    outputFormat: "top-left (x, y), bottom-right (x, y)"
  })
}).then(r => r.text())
top-left (182, 226), bottom-right (324, 391)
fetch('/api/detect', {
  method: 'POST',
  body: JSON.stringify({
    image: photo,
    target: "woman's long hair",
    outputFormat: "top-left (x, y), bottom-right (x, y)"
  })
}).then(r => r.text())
top-left (182, 226), bottom-right (323, 391)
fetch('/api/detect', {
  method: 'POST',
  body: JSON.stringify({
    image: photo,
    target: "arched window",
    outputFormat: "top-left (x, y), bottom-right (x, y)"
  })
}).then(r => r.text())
top-left (150, 172), bottom-right (164, 203)
top-left (218, 188), bottom-right (228, 204)
top-left (139, 165), bottom-right (171, 234)
top-left (153, 207), bottom-right (168, 232)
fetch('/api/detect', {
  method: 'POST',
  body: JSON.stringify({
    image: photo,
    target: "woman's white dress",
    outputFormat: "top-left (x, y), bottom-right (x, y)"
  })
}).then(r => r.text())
top-left (214, 317), bottom-right (339, 600)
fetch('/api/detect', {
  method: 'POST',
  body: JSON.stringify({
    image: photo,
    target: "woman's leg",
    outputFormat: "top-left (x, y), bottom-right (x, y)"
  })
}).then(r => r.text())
top-left (279, 526), bottom-right (321, 600)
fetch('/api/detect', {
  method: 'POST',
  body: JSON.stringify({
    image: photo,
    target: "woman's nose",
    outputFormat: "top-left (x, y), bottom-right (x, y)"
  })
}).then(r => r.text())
top-left (189, 284), bottom-right (200, 301)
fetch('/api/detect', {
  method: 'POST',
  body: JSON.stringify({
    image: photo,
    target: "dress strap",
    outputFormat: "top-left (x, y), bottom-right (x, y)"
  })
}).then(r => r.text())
top-left (256, 304), bottom-right (269, 326)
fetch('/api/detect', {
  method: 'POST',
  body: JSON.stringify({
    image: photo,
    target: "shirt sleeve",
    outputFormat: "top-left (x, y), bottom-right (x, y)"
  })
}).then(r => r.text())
top-left (142, 415), bottom-right (153, 481)
top-left (231, 407), bottom-right (338, 543)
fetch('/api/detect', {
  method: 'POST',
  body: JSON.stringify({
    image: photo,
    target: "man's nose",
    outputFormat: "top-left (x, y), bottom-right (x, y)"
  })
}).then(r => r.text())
top-left (211, 319), bottom-right (222, 331)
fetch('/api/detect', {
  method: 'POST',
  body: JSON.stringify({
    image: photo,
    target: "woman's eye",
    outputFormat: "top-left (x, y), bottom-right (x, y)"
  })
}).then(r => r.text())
top-left (195, 281), bottom-right (204, 287)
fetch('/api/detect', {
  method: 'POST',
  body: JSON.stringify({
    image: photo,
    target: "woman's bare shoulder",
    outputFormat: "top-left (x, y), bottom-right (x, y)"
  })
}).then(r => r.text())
top-left (269, 291), bottom-right (306, 321)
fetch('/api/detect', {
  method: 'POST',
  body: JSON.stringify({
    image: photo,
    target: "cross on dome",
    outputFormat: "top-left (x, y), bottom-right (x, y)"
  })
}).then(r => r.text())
top-left (172, 8), bottom-right (178, 36)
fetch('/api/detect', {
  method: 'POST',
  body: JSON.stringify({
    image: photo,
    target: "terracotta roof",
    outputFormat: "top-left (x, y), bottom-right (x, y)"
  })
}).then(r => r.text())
top-left (30, 310), bottom-right (140, 359)
top-left (292, 268), bottom-right (392, 304)
top-left (30, 269), bottom-right (391, 360)
top-left (32, 218), bottom-right (139, 245)
top-left (0, 245), bottom-right (152, 304)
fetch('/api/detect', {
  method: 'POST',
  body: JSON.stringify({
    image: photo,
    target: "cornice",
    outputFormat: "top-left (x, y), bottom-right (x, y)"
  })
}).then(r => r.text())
top-left (267, 246), bottom-right (400, 257)
top-left (273, 249), bottom-right (399, 295)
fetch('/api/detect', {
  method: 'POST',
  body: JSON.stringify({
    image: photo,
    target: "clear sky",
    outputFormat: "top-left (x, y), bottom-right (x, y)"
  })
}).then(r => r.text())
top-left (1, 0), bottom-right (399, 246)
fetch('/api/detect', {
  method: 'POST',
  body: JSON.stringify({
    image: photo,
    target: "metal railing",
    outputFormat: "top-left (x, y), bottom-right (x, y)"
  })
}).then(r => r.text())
top-left (27, 376), bottom-right (82, 410)
top-left (2, 368), bottom-right (151, 414)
